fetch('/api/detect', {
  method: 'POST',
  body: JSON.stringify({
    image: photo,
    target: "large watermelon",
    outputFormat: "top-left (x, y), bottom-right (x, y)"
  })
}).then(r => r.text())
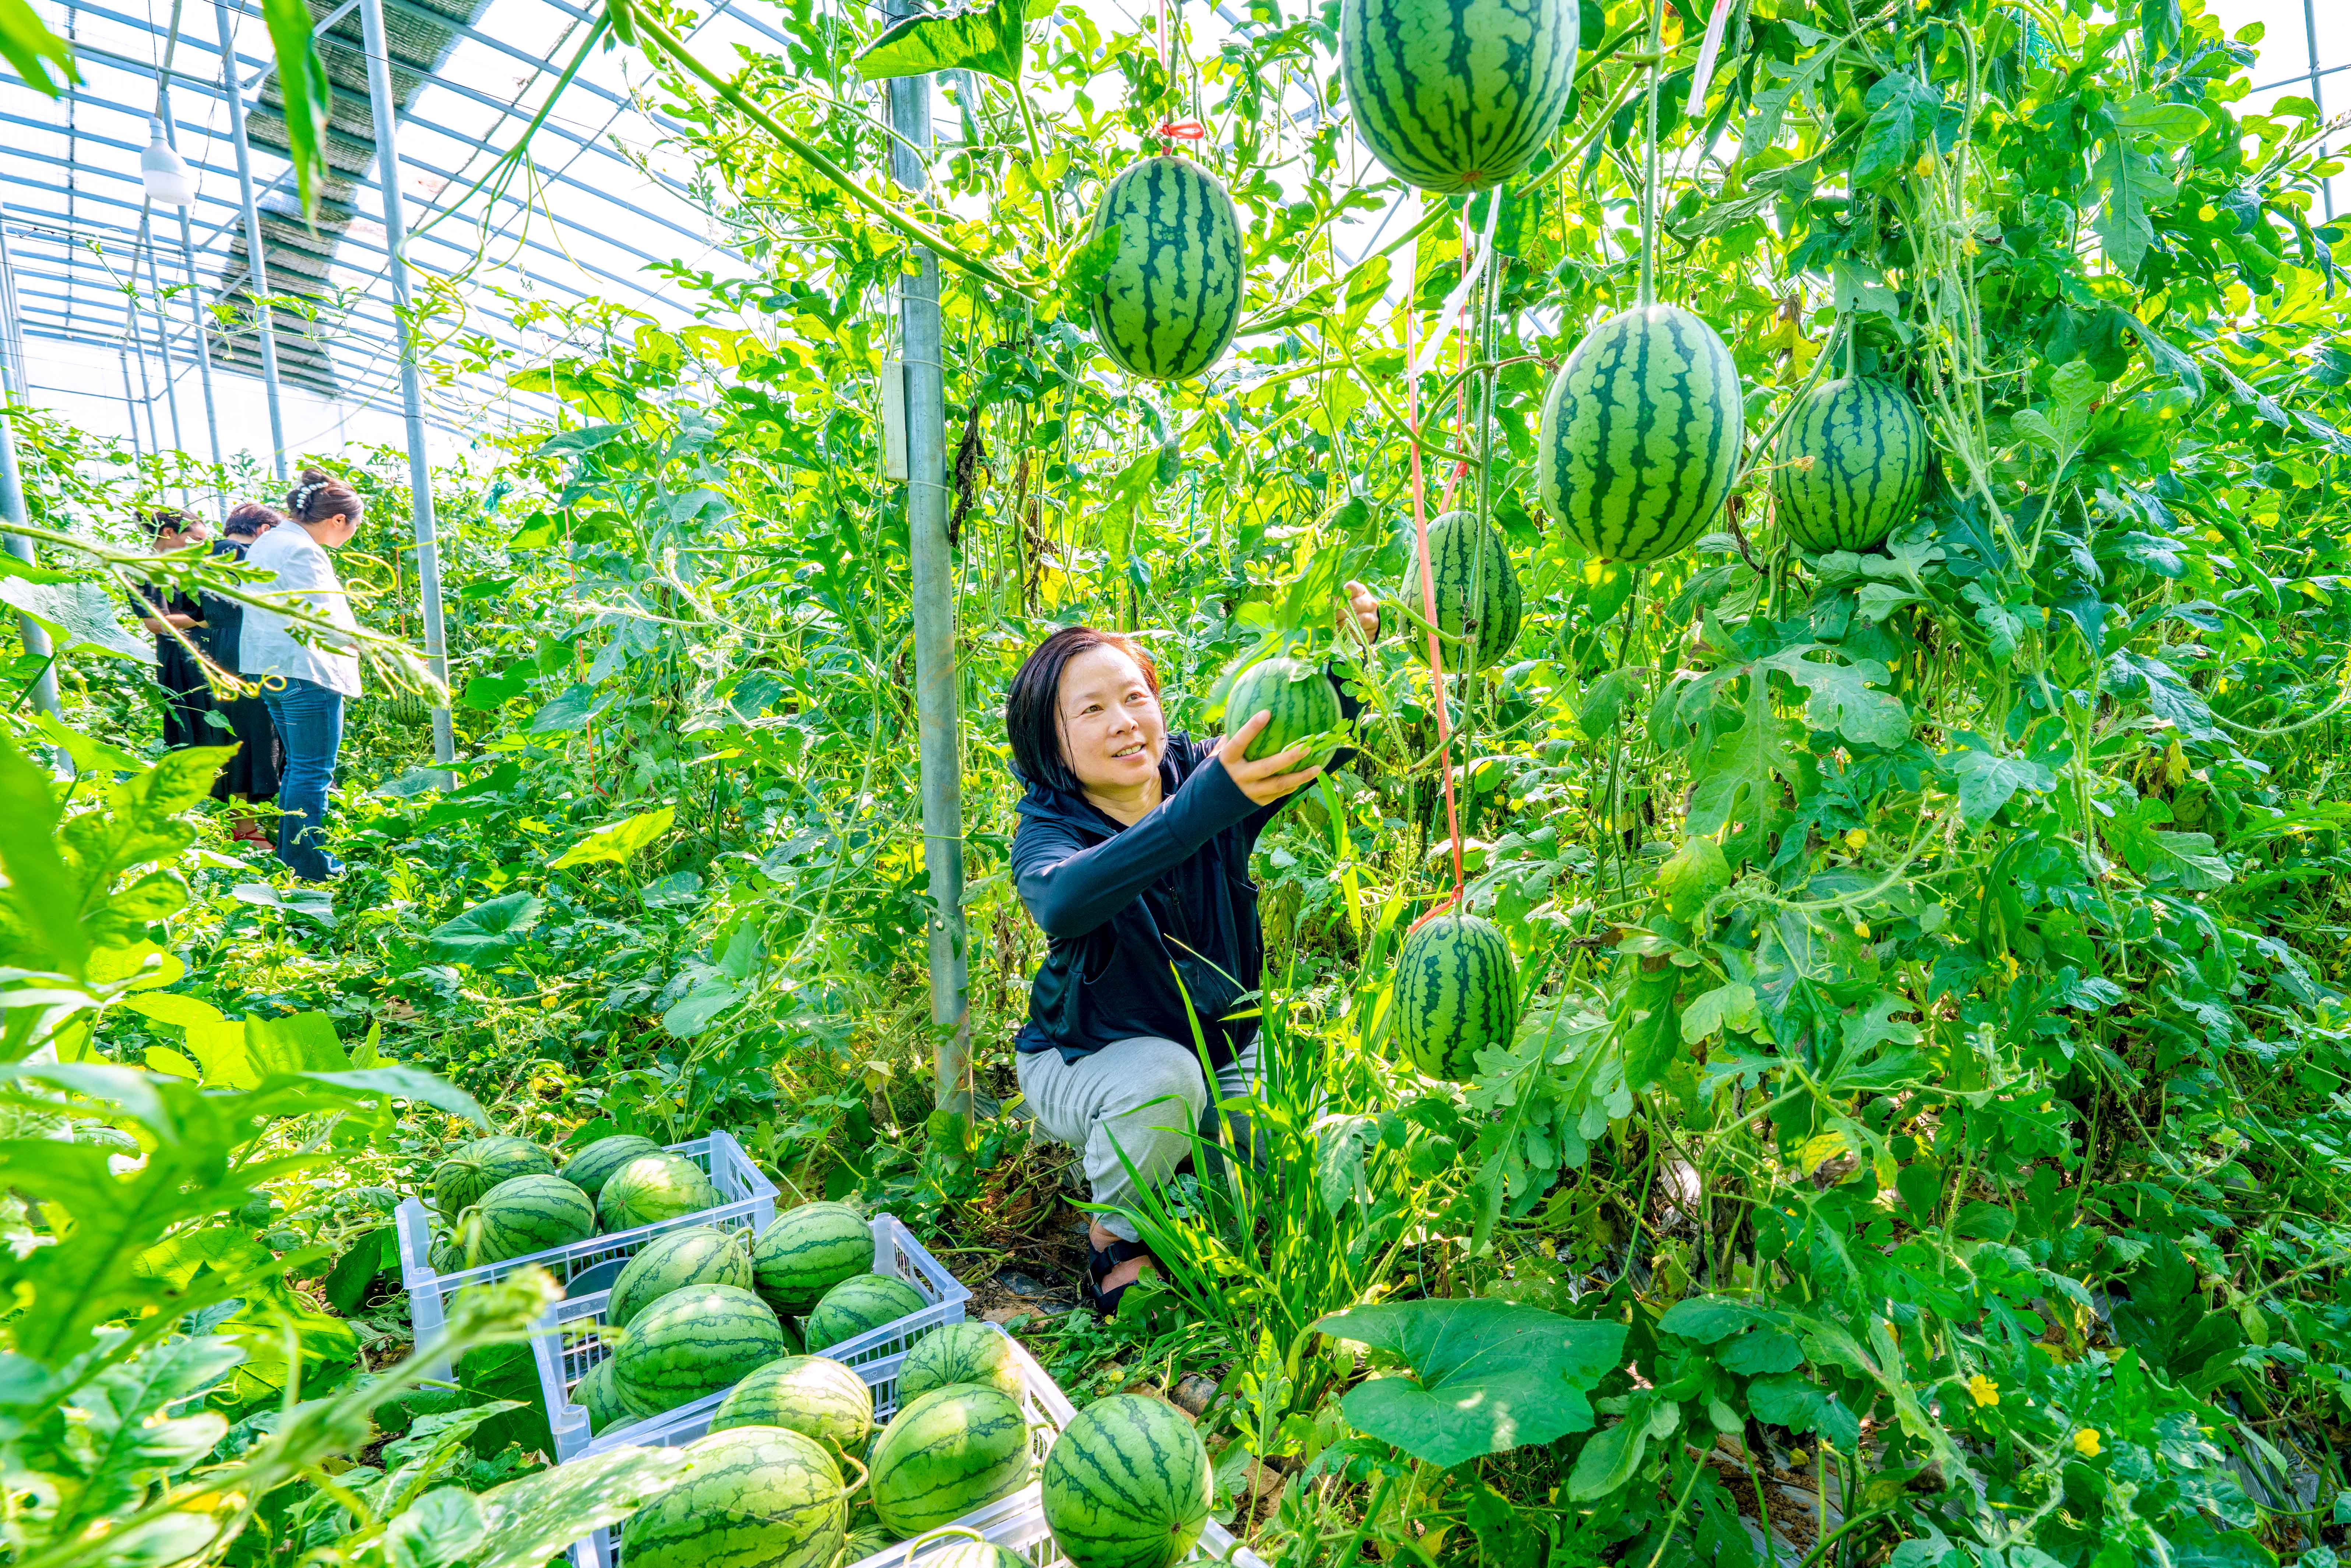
top-left (1770, 375), bottom-right (1931, 554)
top-left (803, 1273), bottom-right (930, 1352)
top-left (619, 1424), bottom-right (847, 1568)
top-left (1340, 0), bottom-right (1578, 194)
top-left (1406, 510), bottom-right (1522, 668)
top-left (1086, 156), bottom-right (1245, 382)
top-left (1538, 304), bottom-right (1746, 564)
top-left (710, 1354), bottom-right (874, 1459)
top-left (751, 1202), bottom-right (874, 1315)
top-left (1040, 1392), bottom-right (1213, 1568)
top-left (462, 1174), bottom-right (597, 1266)
top-left (1224, 657), bottom-right (1343, 768)
top-left (613, 1283), bottom-right (794, 1419)
top-left (559, 1132), bottom-right (663, 1201)
top-left (432, 1134), bottom-right (552, 1215)
top-left (900, 1322), bottom-right (1025, 1403)
top-left (598, 1150), bottom-right (722, 1233)
top-left (609, 1225), bottom-right (756, 1330)
top-left (868, 1384), bottom-right (1032, 1536)
top-left (1393, 912), bottom-right (1518, 1081)
top-left (576, 1355), bottom-right (629, 1436)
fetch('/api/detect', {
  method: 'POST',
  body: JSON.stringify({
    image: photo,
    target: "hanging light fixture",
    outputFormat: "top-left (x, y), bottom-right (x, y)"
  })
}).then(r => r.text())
top-left (141, 117), bottom-right (197, 207)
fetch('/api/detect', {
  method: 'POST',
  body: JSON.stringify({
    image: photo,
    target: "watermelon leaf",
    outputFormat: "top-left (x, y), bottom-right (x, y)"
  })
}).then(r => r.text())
top-left (467, 1445), bottom-right (695, 1568)
top-left (854, 0), bottom-right (1025, 83)
top-left (427, 892), bottom-right (545, 963)
top-left (1311, 1298), bottom-right (1625, 1467)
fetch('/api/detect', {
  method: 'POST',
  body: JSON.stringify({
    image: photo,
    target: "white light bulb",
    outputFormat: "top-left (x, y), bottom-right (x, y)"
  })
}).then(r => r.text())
top-left (141, 117), bottom-right (197, 207)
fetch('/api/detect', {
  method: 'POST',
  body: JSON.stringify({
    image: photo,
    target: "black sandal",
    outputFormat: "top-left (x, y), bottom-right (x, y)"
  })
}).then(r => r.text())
top-left (1084, 1238), bottom-right (1155, 1316)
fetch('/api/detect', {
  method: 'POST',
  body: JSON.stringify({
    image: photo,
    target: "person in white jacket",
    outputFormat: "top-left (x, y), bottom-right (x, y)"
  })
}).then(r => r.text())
top-left (239, 467), bottom-right (365, 880)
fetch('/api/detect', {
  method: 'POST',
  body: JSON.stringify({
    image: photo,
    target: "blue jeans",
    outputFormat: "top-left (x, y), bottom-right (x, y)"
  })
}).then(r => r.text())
top-left (262, 677), bottom-right (345, 880)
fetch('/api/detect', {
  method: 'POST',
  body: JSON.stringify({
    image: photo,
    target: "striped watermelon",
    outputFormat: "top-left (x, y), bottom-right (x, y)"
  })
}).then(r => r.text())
top-left (432, 1134), bottom-right (552, 1215)
top-left (1538, 304), bottom-right (1746, 563)
top-left (1393, 912), bottom-right (1518, 1081)
top-left (926, 1544), bottom-right (1030, 1568)
top-left (844, 1522), bottom-right (900, 1559)
top-left (868, 1384), bottom-right (1032, 1536)
top-left (900, 1322), bottom-right (1024, 1402)
top-left (619, 1424), bottom-right (847, 1568)
top-left (1408, 510), bottom-right (1522, 668)
top-left (559, 1132), bottom-right (663, 1201)
top-left (1086, 156), bottom-right (1245, 382)
top-left (751, 1202), bottom-right (874, 1314)
top-left (1339, 0), bottom-right (1578, 194)
top-left (1770, 375), bottom-right (1931, 553)
top-left (598, 1150), bottom-right (721, 1233)
top-left (803, 1273), bottom-right (929, 1352)
top-left (461, 1174), bottom-right (597, 1265)
top-left (1225, 656), bottom-right (1343, 768)
top-left (609, 1225), bottom-right (756, 1329)
top-left (1040, 1392), bottom-right (1212, 1568)
top-left (613, 1283), bottom-right (793, 1419)
top-left (576, 1355), bottom-right (628, 1436)
top-left (710, 1354), bottom-right (875, 1459)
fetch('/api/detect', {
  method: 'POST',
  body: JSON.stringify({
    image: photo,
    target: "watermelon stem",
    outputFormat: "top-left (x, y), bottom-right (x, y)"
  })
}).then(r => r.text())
top-left (1638, 0), bottom-right (1663, 309)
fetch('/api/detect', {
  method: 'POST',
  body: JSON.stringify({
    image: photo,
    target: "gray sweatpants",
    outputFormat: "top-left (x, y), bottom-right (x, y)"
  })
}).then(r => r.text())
top-left (1015, 1036), bottom-right (1257, 1243)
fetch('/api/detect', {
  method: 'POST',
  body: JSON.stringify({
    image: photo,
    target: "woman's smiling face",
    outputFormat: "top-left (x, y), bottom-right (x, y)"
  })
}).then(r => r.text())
top-left (1056, 643), bottom-right (1167, 796)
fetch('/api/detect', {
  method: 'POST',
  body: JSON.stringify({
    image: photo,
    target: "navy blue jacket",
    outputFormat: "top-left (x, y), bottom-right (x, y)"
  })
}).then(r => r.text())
top-left (1013, 654), bottom-right (1395, 1072)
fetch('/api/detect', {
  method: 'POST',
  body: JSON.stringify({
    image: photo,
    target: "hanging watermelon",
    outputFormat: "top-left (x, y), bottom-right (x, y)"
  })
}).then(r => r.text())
top-left (1339, 0), bottom-right (1579, 195)
top-left (1537, 304), bottom-right (1746, 564)
top-left (1770, 375), bottom-right (1932, 554)
top-left (1085, 155), bottom-right (1246, 381)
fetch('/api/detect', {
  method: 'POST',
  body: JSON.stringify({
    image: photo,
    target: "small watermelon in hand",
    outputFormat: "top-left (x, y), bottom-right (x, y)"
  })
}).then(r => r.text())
top-left (1042, 1392), bottom-right (1211, 1568)
top-left (432, 1134), bottom-right (553, 1215)
top-left (803, 1273), bottom-right (929, 1353)
top-left (598, 1150), bottom-right (721, 1232)
top-left (1224, 656), bottom-right (1343, 769)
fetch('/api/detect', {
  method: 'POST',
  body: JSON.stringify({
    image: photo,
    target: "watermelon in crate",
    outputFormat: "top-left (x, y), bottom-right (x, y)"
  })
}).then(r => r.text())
top-left (559, 1132), bottom-right (663, 1202)
top-left (868, 1384), bottom-right (1032, 1537)
top-left (710, 1354), bottom-right (874, 1460)
top-left (805, 1274), bottom-right (929, 1354)
top-left (752, 1201), bottom-right (875, 1314)
top-left (613, 1283), bottom-right (796, 1420)
top-left (599, 1150), bottom-right (722, 1232)
top-left (618, 1424), bottom-right (847, 1568)
top-left (608, 1225), bottom-right (756, 1330)
top-left (900, 1321), bottom-right (1025, 1402)
top-left (1042, 1392), bottom-right (1213, 1568)
top-left (432, 1134), bottom-right (553, 1215)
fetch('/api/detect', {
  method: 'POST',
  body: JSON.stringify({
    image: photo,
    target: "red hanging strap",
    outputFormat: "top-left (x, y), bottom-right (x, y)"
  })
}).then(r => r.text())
top-left (1405, 274), bottom-right (1468, 926)
top-left (1154, 120), bottom-right (1207, 141)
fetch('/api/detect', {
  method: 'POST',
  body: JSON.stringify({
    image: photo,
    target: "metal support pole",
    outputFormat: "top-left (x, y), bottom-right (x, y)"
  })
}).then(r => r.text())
top-left (117, 342), bottom-right (145, 459)
top-left (214, 0), bottom-right (288, 479)
top-left (162, 85), bottom-right (227, 519)
top-left (2306, 0), bottom-right (2334, 220)
top-left (139, 209), bottom-right (189, 473)
top-left (359, 0), bottom-right (455, 768)
top-left (0, 234), bottom-right (60, 721)
top-left (885, 53), bottom-right (971, 1142)
top-left (124, 229), bottom-right (164, 458)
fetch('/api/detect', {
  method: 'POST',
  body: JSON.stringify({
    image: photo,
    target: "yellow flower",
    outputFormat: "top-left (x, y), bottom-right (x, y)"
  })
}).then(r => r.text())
top-left (2073, 1428), bottom-right (2101, 1457)
top-left (1844, 829), bottom-right (1869, 849)
top-left (1853, 922), bottom-right (1873, 940)
top-left (1968, 1373), bottom-right (2000, 1407)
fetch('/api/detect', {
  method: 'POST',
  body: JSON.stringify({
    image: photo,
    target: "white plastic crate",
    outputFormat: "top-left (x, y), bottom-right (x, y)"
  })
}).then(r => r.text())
top-left (539, 1212), bottom-right (971, 1463)
top-left (397, 1129), bottom-right (778, 1374)
top-left (563, 1325), bottom-right (1266, 1568)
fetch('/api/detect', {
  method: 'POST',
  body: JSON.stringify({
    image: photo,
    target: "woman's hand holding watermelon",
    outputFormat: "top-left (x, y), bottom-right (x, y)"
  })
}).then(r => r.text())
top-left (1215, 711), bottom-right (1325, 806)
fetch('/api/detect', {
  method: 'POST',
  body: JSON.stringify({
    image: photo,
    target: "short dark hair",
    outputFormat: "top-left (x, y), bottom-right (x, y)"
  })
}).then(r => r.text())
top-left (287, 466), bottom-right (364, 526)
top-left (1006, 626), bottom-right (1159, 793)
top-left (147, 507), bottom-right (192, 539)
top-left (225, 501), bottom-right (282, 537)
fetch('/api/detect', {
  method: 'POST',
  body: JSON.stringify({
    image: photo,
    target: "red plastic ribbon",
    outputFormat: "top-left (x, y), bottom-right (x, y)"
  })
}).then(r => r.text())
top-left (1154, 120), bottom-right (1208, 140)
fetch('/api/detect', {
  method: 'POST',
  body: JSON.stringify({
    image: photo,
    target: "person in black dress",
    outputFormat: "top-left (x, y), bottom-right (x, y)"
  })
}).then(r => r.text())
top-left (127, 509), bottom-right (217, 751)
top-left (203, 504), bottom-right (286, 841)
